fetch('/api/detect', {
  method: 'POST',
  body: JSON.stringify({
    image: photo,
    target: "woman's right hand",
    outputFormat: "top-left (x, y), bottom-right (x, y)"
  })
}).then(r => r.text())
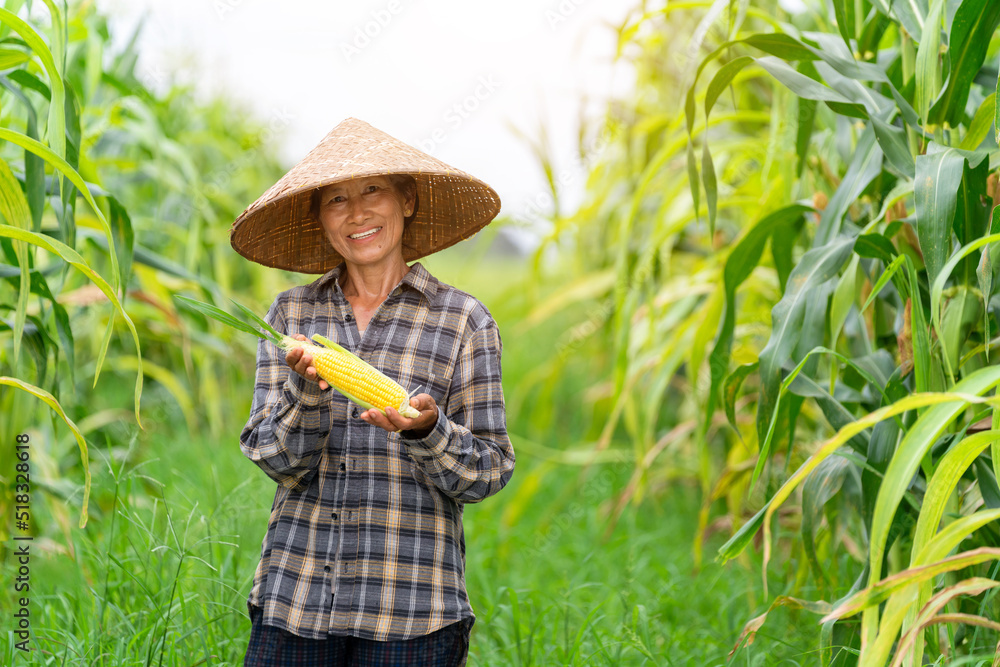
top-left (285, 334), bottom-right (330, 391)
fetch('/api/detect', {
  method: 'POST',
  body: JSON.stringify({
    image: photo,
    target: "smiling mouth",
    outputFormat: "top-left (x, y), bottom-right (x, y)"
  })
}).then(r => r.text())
top-left (348, 227), bottom-right (382, 240)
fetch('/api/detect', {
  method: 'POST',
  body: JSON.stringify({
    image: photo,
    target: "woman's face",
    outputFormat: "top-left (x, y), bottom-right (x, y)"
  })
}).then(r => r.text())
top-left (315, 176), bottom-right (415, 269)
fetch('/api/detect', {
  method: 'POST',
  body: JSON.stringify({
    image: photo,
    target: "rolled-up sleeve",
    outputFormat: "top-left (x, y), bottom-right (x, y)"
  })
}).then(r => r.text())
top-left (403, 320), bottom-right (515, 502)
top-left (239, 298), bottom-right (332, 490)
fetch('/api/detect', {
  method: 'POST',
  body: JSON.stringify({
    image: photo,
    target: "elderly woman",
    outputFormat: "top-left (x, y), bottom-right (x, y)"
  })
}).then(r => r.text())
top-left (230, 118), bottom-right (515, 666)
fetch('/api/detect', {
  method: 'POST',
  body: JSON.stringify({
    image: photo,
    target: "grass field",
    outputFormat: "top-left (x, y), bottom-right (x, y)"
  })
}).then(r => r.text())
top-left (3, 417), bottom-right (825, 666)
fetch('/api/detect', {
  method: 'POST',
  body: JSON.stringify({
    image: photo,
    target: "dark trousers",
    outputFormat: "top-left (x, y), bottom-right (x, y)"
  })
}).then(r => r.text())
top-left (243, 606), bottom-right (471, 667)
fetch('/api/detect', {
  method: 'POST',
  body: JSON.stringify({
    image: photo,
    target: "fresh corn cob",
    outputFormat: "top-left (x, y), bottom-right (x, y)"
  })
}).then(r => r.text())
top-left (176, 296), bottom-right (420, 418)
top-left (297, 334), bottom-right (420, 418)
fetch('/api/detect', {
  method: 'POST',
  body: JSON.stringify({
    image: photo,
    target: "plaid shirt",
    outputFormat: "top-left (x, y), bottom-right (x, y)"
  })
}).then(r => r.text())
top-left (240, 262), bottom-right (514, 642)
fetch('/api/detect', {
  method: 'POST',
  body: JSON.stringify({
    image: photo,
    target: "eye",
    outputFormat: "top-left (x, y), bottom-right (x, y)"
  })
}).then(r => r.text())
top-left (364, 184), bottom-right (380, 193)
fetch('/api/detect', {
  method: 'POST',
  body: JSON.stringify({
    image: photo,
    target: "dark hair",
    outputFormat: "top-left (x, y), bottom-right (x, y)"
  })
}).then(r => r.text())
top-left (310, 174), bottom-right (418, 223)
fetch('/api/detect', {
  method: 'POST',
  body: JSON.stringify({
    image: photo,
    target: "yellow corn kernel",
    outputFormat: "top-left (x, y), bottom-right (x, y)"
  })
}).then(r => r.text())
top-left (289, 339), bottom-right (420, 418)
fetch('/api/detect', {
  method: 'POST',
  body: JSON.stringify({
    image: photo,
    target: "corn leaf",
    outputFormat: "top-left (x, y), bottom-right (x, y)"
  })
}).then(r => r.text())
top-left (890, 578), bottom-right (1000, 667)
top-left (174, 295), bottom-right (280, 345)
top-left (0, 75), bottom-right (44, 232)
top-left (0, 128), bottom-right (119, 294)
top-left (959, 93), bottom-right (997, 151)
top-left (911, 430), bottom-right (1000, 559)
top-left (730, 595), bottom-right (833, 658)
top-left (952, 158), bottom-right (991, 284)
top-left (793, 33), bottom-right (921, 127)
top-left (786, 374), bottom-right (870, 452)
top-left (815, 126), bottom-right (883, 246)
top-left (802, 455), bottom-right (852, 586)
top-left (862, 369), bottom-right (1000, 640)
top-left (0, 47), bottom-right (30, 69)
top-left (771, 214), bottom-right (803, 292)
top-left (8, 69), bottom-right (50, 101)
top-left (855, 233), bottom-right (899, 264)
top-left (0, 376), bottom-right (90, 527)
top-left (795, 96), bottom-right (817, 176)
top-left (701, 141), bottom-right (718, 236)
top-left (723, 362), bottom-right (758, 433)
top-left (831, 0), bottom-right (862, 43)
top-left (824, 547), bottom-right (1000, 623)
top-left (0, 8), bottom-right (65, 161)
top-left (903, 257), bottom-right (931, 393)
top-left (0, 159), bottom-right (31, 367)
top-left (890, 0), bottom-right (928, 43)
top-left (717, 501), bottom-right (770, 564)
top-left (758, 389), bottom-right (1000, 595)
top-left (706, 205), bottom-right (809, 435)
top-left (872, 503), bottom-right (999, 660)
top-left (870, 367), bottom-right (1000, 578)
top-left (686, 140), bottom-right (700, 225)
top-left (862, 419), bottom-right (900, 529)
top-left (930, 232), bottom-right (1000, 379)
top-left (861, 254), bottom-right (906, 314)
top-left (701, 54), bottom-right (756, 234)
top-left (996, 66), bottom-right (1000, 145)
top-left (0, 224), bottom-right (142, 426)
top-left (974, 458), bottom-right (1000, 509)
top-left (106, 196), bottom-right (134, 294)
top-left (755, 235), bottom-right (855, 481)
top-left (756, 56), bottom-right (858, 108)
top-left (871, 115), bottom-right (915, 177)
top-left (915, 148), bottom-right (966, 287)
top-left (1, 267), bottom-right (76, 386)
top-left (929, 0), bottom-right (1000, 126)
top-left (231, 298), bottom-right (285, 341)
top-left (830, 255), bottom-right (859, 343)
top-left (915, 508), bottom-right (1000, 568)
top-left (915, 0), bottom-right (945, 121)
top-left (976, 209), bottom-right (1000, 360)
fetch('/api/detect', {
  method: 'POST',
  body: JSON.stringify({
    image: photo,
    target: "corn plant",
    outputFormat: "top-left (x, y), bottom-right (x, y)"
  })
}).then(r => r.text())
top-left (684, 0), bottom-right (1000, 663)
top-left (0, 1), bottom-right (288, 532)
top-left (0, 0), bottom-right (142, 530)
top-left (511, 2), bottom-right (805, 538)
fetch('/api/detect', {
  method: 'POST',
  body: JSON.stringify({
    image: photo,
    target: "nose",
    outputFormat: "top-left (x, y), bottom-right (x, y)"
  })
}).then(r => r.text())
top-left (344, 194), bottom-right (367, 224)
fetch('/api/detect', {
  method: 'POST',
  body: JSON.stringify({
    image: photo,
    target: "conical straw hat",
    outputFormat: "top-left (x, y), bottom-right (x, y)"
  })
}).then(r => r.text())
top-left (229, 117), bottom-right (502, 273)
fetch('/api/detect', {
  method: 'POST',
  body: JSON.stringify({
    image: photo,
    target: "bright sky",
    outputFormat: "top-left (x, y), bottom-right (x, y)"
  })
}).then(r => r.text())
top-left (95, 0), bottom-right (642, 244)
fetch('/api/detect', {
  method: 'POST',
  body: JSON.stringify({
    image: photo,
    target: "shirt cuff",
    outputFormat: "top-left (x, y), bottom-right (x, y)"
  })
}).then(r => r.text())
top-left (283, 372), bottom-right (330, 408)
top-left (400, 406), bottom-right (451, 455)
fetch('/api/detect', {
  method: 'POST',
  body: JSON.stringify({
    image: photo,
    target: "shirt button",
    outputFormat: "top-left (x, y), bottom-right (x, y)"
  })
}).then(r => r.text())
top-left (352, 408), bottom-right (359, 418)
top-left (324, 565), bottom-right (331, 572)
top-left (345, 314), bottom-right (354, 322)
top-left (339, 462), bottom-right (346, 471)
top-left (331, 512), bottom-right (338, 520)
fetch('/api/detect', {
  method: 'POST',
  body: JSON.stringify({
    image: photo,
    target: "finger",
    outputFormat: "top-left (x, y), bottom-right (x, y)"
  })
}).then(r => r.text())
top-left (382, 407), bottom-right (413, 431)
top-left (410, 393), bottom-right (437, 414)
top-left (361, 409), bottom-right (397, 432)
top-left (297, 352), bottom-right (314, 374)
top-left (285, 347), bottom-right (303, 365)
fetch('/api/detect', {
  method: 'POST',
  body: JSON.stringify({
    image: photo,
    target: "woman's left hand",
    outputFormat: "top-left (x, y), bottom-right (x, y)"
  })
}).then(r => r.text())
top-left (360, 393), bottom-right (439, 437)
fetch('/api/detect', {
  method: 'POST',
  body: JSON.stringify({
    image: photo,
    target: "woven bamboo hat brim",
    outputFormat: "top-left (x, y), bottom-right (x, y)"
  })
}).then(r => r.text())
top-left (229, 117), bottom-right (501, 273)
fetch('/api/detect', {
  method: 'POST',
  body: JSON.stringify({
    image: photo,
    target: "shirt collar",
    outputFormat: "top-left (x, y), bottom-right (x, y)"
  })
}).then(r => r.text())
top-left (308, 262), bottom-right (439, 304)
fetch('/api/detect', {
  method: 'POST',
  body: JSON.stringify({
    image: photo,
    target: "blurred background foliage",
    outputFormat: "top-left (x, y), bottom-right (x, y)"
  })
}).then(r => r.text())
top-left (1, 0), bottom-right (1000, 664)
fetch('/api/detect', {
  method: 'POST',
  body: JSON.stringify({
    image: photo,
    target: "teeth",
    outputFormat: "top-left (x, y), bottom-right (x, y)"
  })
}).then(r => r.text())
top-left (349, 227), bottom-right (381, 240)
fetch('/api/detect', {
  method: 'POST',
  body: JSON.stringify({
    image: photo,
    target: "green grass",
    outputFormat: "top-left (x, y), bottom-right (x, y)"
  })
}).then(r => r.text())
top-left (2, 414), bottom-right (825, 666)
